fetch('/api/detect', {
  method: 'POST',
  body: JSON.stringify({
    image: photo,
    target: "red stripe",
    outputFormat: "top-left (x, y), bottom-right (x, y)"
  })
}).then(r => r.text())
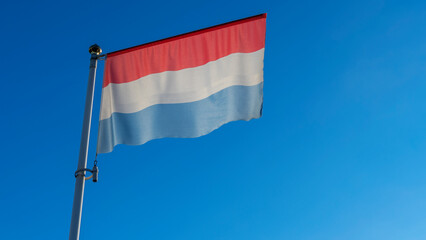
top-left (103, 14), bottom-right (266, 87)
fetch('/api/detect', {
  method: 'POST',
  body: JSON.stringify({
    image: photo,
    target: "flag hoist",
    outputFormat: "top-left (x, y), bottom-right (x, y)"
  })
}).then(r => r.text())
top-left (69, 13), bottom-right (266, 240)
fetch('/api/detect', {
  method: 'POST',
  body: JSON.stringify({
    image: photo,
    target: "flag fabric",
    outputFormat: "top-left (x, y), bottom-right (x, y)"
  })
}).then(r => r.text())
top-left (97, 14), bottom-right (267, 154)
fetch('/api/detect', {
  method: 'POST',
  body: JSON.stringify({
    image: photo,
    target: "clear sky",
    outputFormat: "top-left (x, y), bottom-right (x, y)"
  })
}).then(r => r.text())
top-left (1, 0), bottom-right (426, 239)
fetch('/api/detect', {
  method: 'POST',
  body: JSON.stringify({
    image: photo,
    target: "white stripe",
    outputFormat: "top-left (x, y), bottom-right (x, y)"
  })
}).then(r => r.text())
top-left (100, 48), bottom-right (264, 120)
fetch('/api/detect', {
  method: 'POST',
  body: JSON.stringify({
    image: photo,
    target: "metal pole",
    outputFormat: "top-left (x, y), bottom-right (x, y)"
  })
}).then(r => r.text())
top-left (69, 44), bottom-right (102, 240)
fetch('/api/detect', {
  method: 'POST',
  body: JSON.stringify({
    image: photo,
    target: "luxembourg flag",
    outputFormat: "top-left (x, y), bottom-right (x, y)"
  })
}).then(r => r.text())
top-left (97, 14), bottom-right (267, 153)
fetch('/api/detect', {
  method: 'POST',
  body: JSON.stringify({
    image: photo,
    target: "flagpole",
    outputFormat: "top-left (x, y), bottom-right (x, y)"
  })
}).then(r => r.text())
top-left (69, 44), bottom-right (102, 240)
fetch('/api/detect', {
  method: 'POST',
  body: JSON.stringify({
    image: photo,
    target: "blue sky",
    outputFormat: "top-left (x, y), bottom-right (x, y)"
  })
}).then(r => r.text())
top-left (1, 0), bottom-right (426, 239)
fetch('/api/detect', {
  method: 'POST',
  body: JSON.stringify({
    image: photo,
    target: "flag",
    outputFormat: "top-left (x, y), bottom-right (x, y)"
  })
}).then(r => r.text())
top-left (97, 13), bottom-right (267, 153)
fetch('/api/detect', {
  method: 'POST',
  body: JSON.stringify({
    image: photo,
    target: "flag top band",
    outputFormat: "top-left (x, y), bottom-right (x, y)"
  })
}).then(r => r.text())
top-left (107, 13), bottom-right (267, 57)
top-left (103, 13), bottom-right (266, 87)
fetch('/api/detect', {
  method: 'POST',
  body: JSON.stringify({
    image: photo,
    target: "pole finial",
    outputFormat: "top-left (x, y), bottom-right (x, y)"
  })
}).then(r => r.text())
top-left (89, 44), bottom-right (102, 55)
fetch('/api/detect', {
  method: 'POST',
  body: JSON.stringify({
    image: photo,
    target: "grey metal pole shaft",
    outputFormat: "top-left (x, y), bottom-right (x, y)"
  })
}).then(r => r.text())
top-left (69, 45), bottom-right (102, 240)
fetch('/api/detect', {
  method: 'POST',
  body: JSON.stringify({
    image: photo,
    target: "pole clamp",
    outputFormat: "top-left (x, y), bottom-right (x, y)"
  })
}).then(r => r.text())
top-left (74, 165), bottom-right (99, 182)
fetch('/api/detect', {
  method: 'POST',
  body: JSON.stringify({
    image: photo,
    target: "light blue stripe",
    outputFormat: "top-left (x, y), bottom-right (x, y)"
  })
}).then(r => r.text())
top-left (97, 83), bottom-right (263, 153)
